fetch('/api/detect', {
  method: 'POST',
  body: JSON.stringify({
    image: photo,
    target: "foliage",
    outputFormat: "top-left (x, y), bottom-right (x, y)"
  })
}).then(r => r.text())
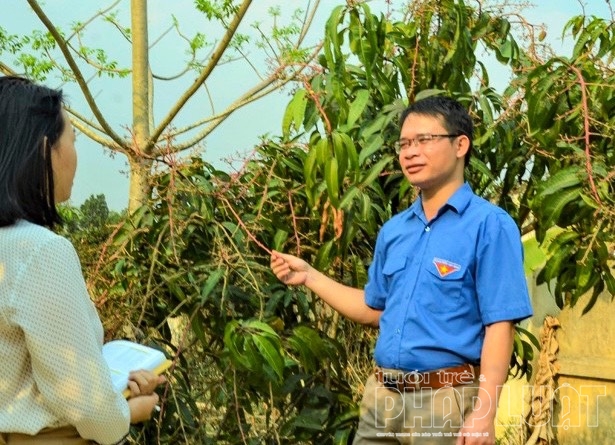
top-left (90, 157), bottom-right (359, 444)
top-left (57, 194), bottom-right (123, 270)
top-left (82, 1), bottom-right (585, 442)
top-left (519, 15), bottom-right (615, 313)
top-left (0, 0), bottom-right (323, 210)
top-left (278, 0), bottom-right (539, 378)
top-left (15, 0), bottom-right (615, 443)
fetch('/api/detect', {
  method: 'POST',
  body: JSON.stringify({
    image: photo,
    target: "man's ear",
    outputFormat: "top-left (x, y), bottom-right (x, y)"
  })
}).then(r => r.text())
top-left (455, 135), bottom-right (470, 160)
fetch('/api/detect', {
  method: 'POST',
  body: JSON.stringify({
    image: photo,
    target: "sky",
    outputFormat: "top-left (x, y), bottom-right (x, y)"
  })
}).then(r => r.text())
top-left (2, 0), bottom-right (612, 211)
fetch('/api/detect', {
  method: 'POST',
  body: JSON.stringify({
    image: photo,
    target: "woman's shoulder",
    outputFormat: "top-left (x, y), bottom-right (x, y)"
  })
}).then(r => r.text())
top-left (2, 220), bottom-right (73, 254)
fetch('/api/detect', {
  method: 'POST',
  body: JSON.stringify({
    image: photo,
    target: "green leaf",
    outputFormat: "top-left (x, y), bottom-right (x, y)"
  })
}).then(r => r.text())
top-left (252, 334), bottom-right (284, 381)
top-left (513, 333), bottom-right (524, 358)
top-left (325, 157), bottom-right (340, 207)
top-left (415, 89), bottom-right (447, 102)
top-left (287, 335), bottom-right (317, 372)
top-left (304, 147), bottom-right (318, 185)
top-left (360, 155), bottom-right (393, 187)
top-left (478, 94), bottom-right (494, 125)
top-left (604, 270), bottom-right (615, 295)
top-left (273, 229), bottom-right (289, 251)
top-left (540, 187), bottom-right (580, 228)
top-left (282, 89), bottom-right (308, 138)
top-left (333, 428), bottom-right (353, 445)
top-left (527, 70), bottom-right (560, 130)
top-left (190, 311), bottom-right (208, 346)
top-left (576, 253), bottom-right (594, 291)
top-left (293, 326), bottom-right (325, 358)
top-left (293, 406), bottom-right (329, 430)
top-left (315, 137), bottom-right (330, 168)
top-left (339, 185), bottom-right (360, 210)
top-left (200, 268), bottom-right (224, 302)
top-left (546, 230), bottom-right (581, 253)
top-left (245, 319), bottom-right (279, 338)
top-left (347, 89), bottom-right (370, 127)
top-left (358, 135), bottom-right (384, 166)
top-left (442, 10), bottom-right (462, 65)
top-left (223, 321), bottom-right (254, 371)
top-left (582, 281), bottom-right (604, 315)
top-left (578, 192), bottom-right (600, 209)
top-left (361, 114), bottom-right (387, 141)
top-left (537, 167), bottom-right (582, 199)
top-left (340, 132), bottom-right (359, 177)
top-left (539, 243), bottom-right (575, 287)
top-left (314, 240), bottom-right (334, 270)
top-left (360, 193), bottom-right (372, 222)
top-left (331, 131), bottom-right (348, 178)
top-left (516, 326), bottom-right (540, 350)
top-left (323, 5), bottom-right (346, 68)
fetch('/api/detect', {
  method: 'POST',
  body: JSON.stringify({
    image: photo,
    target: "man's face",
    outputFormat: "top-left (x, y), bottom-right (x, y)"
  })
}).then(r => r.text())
top-left (397, 113), bottom-right (467, 193)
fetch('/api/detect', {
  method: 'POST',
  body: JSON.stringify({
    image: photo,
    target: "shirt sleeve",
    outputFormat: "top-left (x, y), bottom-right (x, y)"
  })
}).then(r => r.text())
top-left (475, 212), bottom-right (534, 325)
top-left (364, 229), bottom-right (387, 310)
top-left (12, 235), bottom-right (130, 445)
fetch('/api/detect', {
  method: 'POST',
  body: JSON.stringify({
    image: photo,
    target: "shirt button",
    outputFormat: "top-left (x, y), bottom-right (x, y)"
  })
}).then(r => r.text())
top-left (425, 226), bottom-right (431, 232)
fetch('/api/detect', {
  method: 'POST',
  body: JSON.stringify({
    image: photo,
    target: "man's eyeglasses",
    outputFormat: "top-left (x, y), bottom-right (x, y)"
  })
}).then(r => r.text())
top-left (394, 134), bottom-right (460, 154)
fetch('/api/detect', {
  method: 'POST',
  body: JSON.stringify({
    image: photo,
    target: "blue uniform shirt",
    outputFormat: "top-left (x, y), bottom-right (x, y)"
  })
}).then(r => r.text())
top-left (364, 183), bottom-right (533, 372)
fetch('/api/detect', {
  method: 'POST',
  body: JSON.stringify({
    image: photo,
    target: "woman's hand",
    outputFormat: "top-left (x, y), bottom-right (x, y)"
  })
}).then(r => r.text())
top-left (127, 393), bottom-right (160, 424)
top-left (126, 369), bottom-right (167, 423)
top-left (127, 369), bottom-right (166, 397)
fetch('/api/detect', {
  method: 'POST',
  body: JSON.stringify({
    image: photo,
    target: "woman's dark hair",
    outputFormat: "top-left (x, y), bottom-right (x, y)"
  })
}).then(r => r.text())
top-left (0, 76), bottom-right (65, 228)
top-left (399, 95), bottom-right (474, 166)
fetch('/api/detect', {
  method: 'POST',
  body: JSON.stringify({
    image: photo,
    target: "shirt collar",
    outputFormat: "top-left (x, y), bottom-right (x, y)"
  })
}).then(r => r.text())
top-left (406, 182), bottom-right (473, 219)
top-left (446, 182), bottom-right (473, 214)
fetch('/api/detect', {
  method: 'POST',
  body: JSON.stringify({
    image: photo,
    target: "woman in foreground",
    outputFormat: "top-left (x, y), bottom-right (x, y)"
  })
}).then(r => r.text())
top-left (0, 76), bottom-right (163, 444)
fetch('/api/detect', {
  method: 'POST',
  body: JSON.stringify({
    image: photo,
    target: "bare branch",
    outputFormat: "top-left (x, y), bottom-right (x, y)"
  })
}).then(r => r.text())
top-left (65, 0), bottom-right (122, 42)
top-left (153, 1), bottom-right (323, 154)
top-left (150, 19), bottom-right (201, 81)
top-left (0, 62), bottom-right (16, 75)
top-left (26, 0), bottom-right (126, 148)
top-left (65, 108), bottom-right (124, 153)
top-left (297, 0), bottom-right (321, 47)
top-left (65, 105), bottom-right (106, 134)
top-left (160, 54), bottom-right (319, 155)
top-left (568, 61), bottom-right (603, 205)
top-left (149, 0), bottom-right (253, 148)
top-left (149, 23), bottom-right (174, 49)
top-left (69, 115), bottom-right (125, 152)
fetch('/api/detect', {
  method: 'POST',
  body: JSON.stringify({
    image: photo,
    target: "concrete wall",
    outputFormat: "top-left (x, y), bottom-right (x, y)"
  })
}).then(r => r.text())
top-left (552, 288), bottom-right (615, 444)
top-left (495, 270), bottom-right (615, 444)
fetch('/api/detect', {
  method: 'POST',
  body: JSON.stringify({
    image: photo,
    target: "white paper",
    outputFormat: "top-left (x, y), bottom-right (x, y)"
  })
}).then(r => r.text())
top-left (102, 339), bottom-right (167, 393)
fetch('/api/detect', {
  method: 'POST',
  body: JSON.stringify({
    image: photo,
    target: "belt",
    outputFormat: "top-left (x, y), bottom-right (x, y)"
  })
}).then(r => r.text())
top-left (375, 363), bottom-right (479, 392)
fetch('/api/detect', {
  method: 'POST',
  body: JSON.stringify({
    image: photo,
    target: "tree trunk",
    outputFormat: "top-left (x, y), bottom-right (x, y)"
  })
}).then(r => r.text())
top-left (128, 155), bottom-right (153, 212)
top-left (129, 0), bottom-right (151, 213)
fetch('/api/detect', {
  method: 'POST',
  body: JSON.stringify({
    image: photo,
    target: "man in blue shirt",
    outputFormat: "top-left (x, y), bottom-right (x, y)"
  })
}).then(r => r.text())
top-left (270, 96), bottom-right (533, 444)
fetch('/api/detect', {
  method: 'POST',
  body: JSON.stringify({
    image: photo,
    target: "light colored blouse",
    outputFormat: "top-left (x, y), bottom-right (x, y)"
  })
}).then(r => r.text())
top-left (0, 220), bottom-right (130, 444)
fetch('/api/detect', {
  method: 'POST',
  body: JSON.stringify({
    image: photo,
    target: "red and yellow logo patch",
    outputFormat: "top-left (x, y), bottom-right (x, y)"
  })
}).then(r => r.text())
top-left (433, 258), bottom-right (461, 277)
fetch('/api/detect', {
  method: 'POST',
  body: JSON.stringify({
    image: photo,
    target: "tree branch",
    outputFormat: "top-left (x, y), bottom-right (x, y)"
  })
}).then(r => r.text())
top-left (568, 61), bottom-right (603, 206)
top-left (26, 0), bottom-right (127, 149)
top-left (0, 62), bottom-right (16, 75)
top-left (149, 0), bottom-right (253, 147)
top-left (65, 0), bottom-right (122, 42)
top-left (150, 20), bottom-right (204, 81)
top-left (297, 0), bottom-right (321, 47)
top-left (71, 117), bottom-right (125, 152)
top-left (65, 105), bottom-right (125, 152)
top-left (160, 60), bottom-right (315, 155)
